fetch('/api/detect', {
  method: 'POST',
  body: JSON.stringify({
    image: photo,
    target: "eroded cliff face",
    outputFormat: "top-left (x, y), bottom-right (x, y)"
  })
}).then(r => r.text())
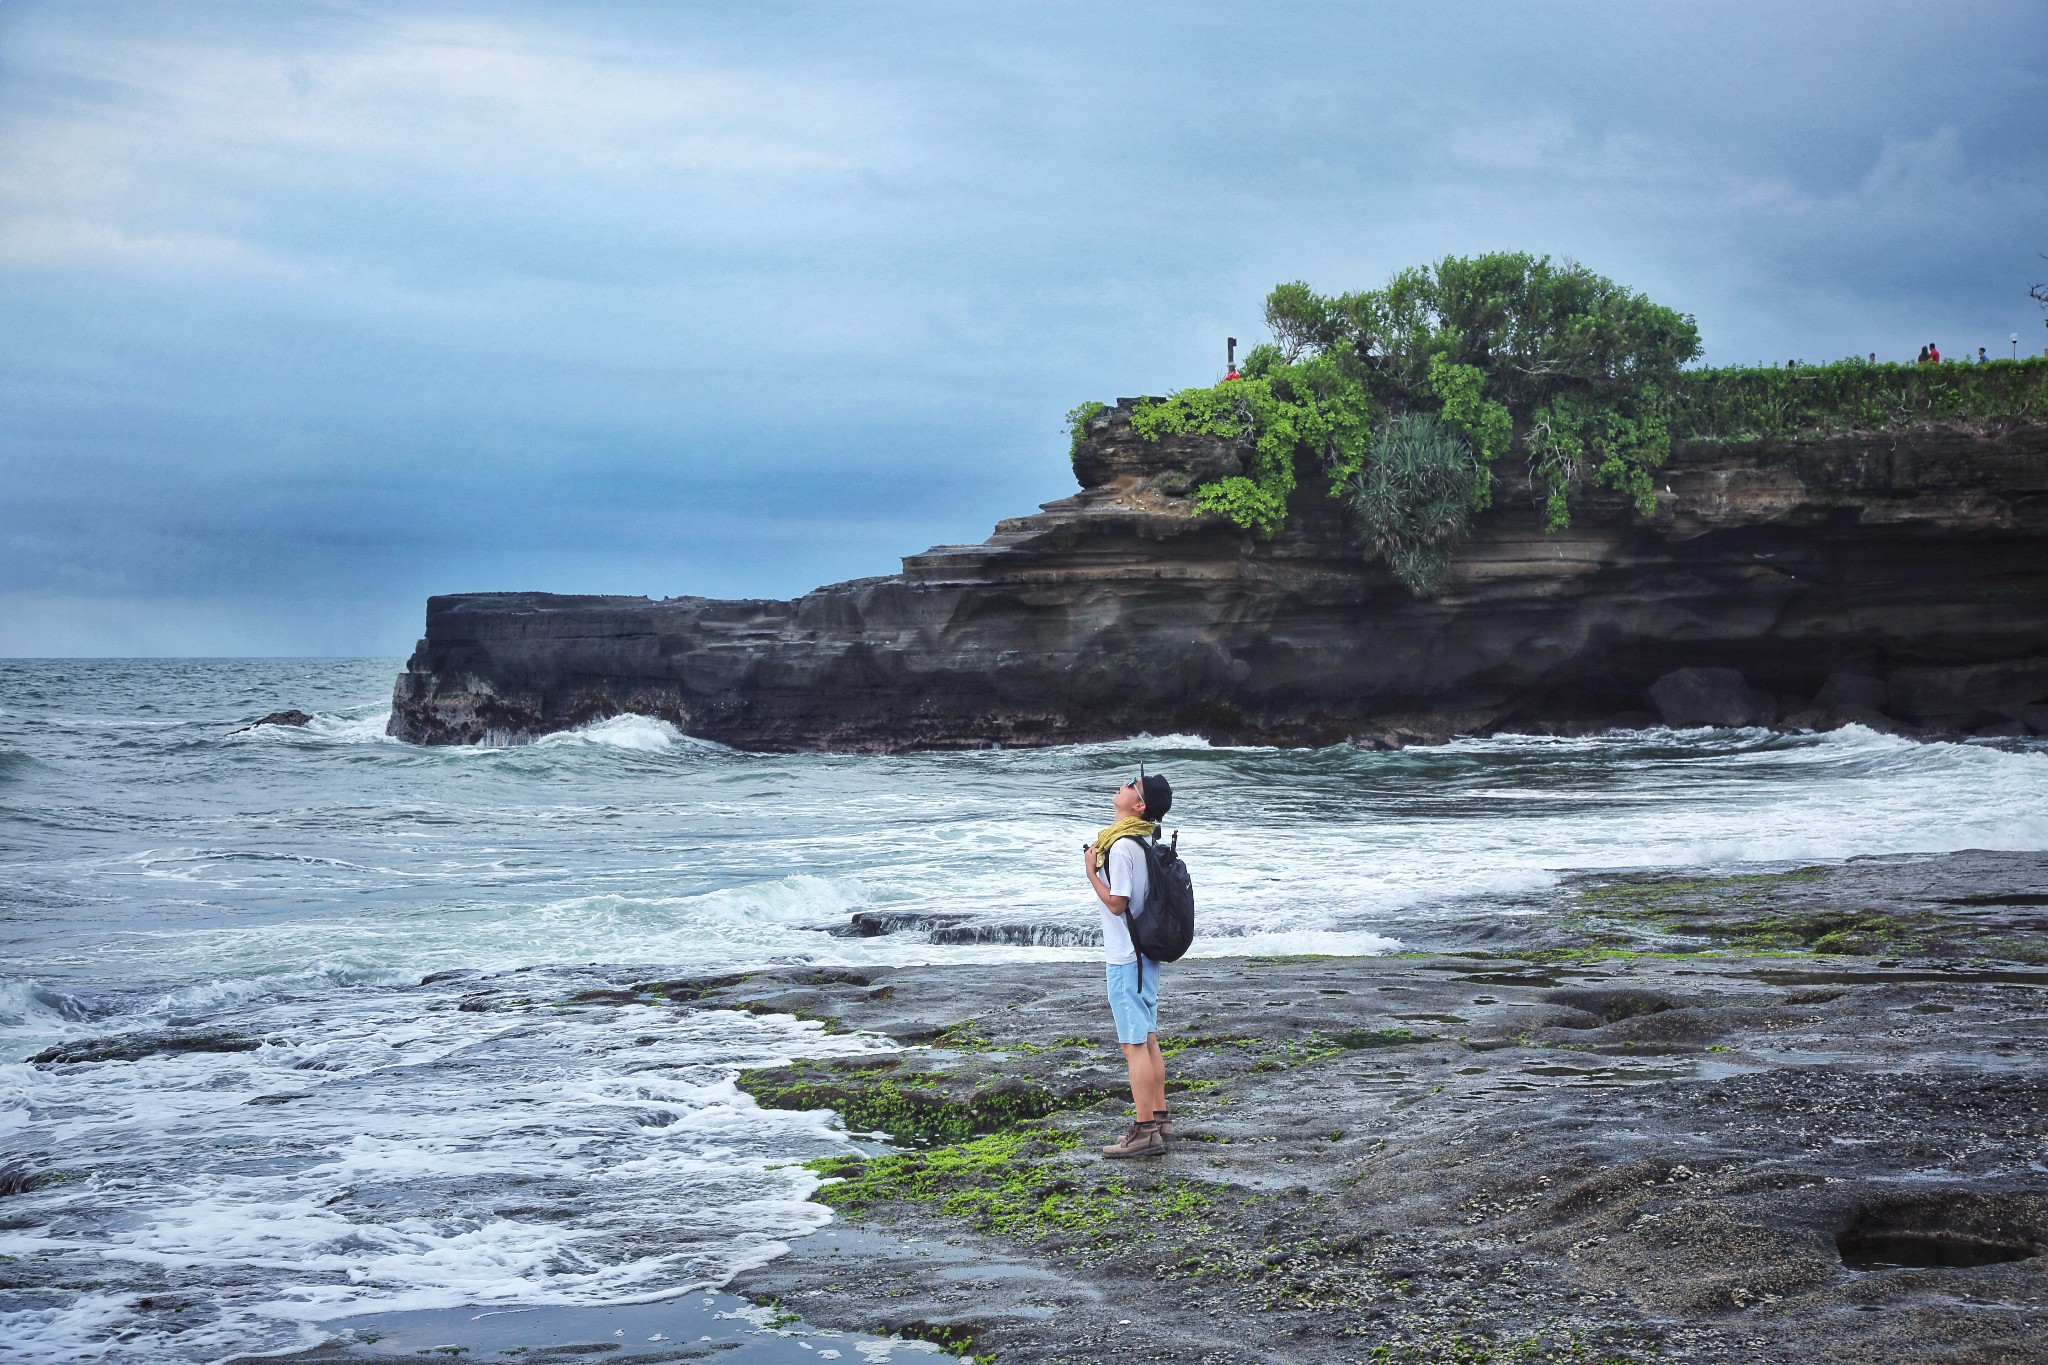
top-left (388, 403), bottom-right (2048, 749)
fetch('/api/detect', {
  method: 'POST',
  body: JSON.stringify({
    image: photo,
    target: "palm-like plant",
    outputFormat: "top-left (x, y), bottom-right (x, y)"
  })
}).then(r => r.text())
top-left (1349, 413), bottom-right (1483, 595)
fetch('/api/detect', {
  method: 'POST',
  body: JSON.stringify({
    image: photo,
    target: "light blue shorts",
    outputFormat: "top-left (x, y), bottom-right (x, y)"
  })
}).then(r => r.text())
top-left (1105, 958), bottom-right (1161, 1045)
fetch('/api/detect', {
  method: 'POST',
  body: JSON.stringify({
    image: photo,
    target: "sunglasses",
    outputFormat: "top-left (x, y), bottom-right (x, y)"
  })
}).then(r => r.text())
top-left (1121, 763), bottom-right (1148, 791)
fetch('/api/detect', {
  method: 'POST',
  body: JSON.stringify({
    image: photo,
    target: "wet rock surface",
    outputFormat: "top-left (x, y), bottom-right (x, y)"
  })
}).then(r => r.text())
top-left (157, 851), bottom-right (2048, 1363)
top-left (233, 709), bottom-right (314, 732)
top-left (29, 1027), bottom-right (262, 1066)
top-left (819, 849), bottom-right (2048, 967)
top-left (1392, 848), bottom-right (2048, 965)
top-left (696, 851), bottom-right (2048, 1363)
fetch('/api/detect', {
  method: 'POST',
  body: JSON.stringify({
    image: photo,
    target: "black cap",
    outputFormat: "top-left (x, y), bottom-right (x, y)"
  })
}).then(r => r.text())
top-left (1140, 772), bottom-right (1172, 821)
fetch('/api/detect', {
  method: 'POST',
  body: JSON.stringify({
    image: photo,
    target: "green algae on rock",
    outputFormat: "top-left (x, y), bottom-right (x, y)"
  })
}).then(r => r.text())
top-left (739, 1059), bottom-right (1105, 1146)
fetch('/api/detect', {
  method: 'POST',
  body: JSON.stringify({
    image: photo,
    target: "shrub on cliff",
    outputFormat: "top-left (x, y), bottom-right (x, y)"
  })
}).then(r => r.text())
top-left (1123, 253), bottom-right (1701, 538)
top-left (1065, 400), bottom-right (1107, 457)
top-left (1127, 354), bottom-right (1373, 538)
top-left (1349, 414), bottom-right (1486, 595)
top-left (1673, 356), bottom-right (2048, 441)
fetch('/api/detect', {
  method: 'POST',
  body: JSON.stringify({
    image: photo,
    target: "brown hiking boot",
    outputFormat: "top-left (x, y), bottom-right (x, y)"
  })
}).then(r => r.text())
top-left (1153, 1110), bottom-right (1174, 1145)
top-left (1102, 1120), bottom-right (1165, 1159)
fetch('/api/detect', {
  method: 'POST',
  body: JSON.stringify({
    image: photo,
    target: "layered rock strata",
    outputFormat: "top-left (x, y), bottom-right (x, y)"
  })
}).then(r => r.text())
top-left (389, 406), bottom-right (2048, 749)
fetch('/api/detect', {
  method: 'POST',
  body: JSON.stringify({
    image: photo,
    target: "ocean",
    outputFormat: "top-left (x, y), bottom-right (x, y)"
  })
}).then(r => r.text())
top-left (3, 657), bottom-right (2044, 1361)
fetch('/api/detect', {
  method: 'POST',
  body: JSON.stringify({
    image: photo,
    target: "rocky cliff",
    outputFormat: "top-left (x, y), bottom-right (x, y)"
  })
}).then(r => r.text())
top-left (388, 404), bottom-right (2048, 749)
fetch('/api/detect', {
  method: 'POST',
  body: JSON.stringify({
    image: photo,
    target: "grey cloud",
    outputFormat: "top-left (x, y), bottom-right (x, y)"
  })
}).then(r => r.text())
top-left (2, 0), bottom-right (2044, 654)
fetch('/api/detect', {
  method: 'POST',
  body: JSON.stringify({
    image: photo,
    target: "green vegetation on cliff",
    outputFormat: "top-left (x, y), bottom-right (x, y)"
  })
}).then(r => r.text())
top-left (1261, 255), bottom-right (1699, 530)
top-left (1119, 253), bottom-right (1700, 545)
top-left (1672, 355), bottom-right (2048, 441)
top-left (1090, 255), bottom-right (2045, 592)
top-left (1347, 413), bottom-right (1487, 593)
top-left (1125, 354), bottom-right (1373, 537)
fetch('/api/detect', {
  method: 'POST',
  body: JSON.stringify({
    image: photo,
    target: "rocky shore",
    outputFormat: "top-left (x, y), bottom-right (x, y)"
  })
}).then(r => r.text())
top-left (387, 410), bottom-right (2048, 751)
top-left (343, 847), bottom-right (2046, 1365)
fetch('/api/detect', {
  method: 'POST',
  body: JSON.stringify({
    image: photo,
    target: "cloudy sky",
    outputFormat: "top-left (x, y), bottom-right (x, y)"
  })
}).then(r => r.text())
top-left (3, 1), bottom-right (2044, 656)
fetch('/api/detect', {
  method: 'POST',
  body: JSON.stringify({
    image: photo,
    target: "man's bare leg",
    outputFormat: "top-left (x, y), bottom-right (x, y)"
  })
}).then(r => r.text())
top-left (1144, 1033), bottom-right (1167, 1119)
top-left (1121, 1041), bottom-right (1153, 1117)
top-left (1120, 1038), bottom-right (1166, 1118)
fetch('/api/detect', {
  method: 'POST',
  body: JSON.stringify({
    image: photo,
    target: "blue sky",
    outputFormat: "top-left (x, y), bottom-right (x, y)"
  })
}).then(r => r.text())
top-left (3, 1), bottom-right (2045, 656)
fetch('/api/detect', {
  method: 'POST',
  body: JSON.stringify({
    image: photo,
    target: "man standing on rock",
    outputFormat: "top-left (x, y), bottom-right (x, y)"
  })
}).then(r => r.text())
top-left (1082, 769), bottom-right (1174, 1158)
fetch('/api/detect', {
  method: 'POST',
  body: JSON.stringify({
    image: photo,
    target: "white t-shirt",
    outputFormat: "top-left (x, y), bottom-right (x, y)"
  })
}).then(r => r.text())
top-left (1101, 836), bottom-right (1151, 966)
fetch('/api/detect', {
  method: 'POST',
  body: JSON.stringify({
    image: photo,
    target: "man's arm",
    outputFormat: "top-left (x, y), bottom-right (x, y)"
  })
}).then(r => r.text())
top-left (1082, 843), bottom-right (1130, 914)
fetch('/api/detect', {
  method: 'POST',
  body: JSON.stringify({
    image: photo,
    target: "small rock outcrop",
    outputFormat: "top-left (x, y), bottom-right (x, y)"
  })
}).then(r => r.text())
top-left (31, 1029), bottom-right (261, 1066)
top-left (235, 710), bottom-right (314, 733)
top-left (389, 406), bottom-right (2048, 749)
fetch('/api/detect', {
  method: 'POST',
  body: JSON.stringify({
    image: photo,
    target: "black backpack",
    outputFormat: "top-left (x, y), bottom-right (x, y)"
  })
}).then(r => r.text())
top-left (1116, 830), bottom-right (1195, 986)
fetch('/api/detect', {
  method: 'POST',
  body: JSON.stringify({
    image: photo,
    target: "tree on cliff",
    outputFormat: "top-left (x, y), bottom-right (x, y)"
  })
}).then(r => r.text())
top-left (1263, 254), bottom-right (1700, 527)
top-left (1121, 253), bottom-right (1702, 562)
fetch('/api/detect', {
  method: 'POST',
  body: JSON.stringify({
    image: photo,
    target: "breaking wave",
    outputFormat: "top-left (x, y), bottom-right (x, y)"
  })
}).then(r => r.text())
top-left (533, 714), bottom-right (731, 753)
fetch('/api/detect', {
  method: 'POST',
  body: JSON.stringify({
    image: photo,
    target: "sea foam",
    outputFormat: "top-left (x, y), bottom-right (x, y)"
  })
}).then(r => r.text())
top-left (0, 978), bottom-right (886, 1363)
top-left (535, 715), bottom-right (732, 752)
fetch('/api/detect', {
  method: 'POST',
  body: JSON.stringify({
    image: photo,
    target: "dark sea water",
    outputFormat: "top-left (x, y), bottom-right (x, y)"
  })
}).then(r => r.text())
top-left (3, 658), bottom-right (2044, 1360)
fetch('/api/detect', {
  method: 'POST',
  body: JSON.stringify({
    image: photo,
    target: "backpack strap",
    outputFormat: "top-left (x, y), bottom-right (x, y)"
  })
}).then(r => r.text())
top-left (1110, 832), bottom-right (1156, 1000)
top-left (1128, 833), bottom-right (1154, 998)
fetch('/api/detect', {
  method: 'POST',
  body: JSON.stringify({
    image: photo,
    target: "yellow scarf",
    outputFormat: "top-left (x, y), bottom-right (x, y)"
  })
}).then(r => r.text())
top-left (1093, 816), bottom-right (1157, 870)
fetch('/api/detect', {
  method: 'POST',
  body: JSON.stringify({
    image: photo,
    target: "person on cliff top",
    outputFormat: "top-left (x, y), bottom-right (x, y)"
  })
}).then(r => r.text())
top-left (1930, 342), bottom-right (1942, 363)
top-left (1223, 363), bottom-right (1243, 381)
top-left (1082, 769), bottom-right (1175, 1159)
top-left (1918, 345), bottom-right (1931, 364)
